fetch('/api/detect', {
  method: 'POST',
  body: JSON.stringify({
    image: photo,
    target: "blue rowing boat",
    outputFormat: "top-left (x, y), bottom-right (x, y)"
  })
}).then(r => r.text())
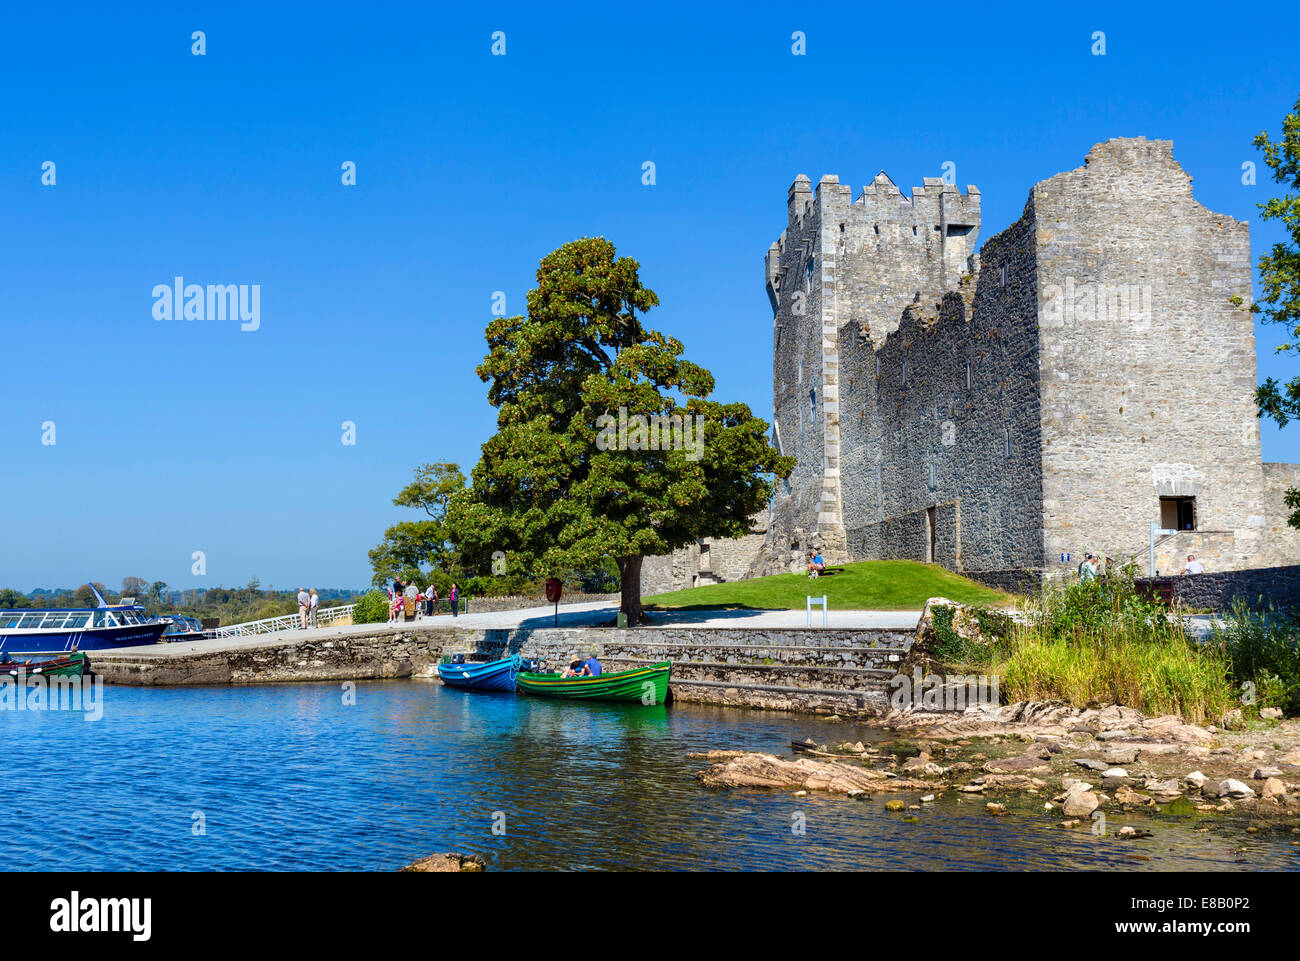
top-left (436, 654), bottom-right (521, 692)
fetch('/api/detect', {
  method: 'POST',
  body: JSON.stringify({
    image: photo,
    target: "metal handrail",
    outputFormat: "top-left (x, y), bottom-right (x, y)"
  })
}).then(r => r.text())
top-left (206, 603), bottom-right (357, 638)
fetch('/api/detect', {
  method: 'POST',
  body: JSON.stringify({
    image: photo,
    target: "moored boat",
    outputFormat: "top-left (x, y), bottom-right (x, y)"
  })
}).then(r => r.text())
top-left (516, 661), bottom-right (671, 705)
top-left (159, 614), bottom-right (207, 642)
top-left (436, 654), bottom-right (522, 692)
top-left (0, 650), bottom-right (87, 678)
top-left (0, 584), bottom-right (167, 655)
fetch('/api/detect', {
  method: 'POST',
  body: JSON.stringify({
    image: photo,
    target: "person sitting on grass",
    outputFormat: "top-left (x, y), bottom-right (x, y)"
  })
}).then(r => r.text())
top-left (807, 550), bottom-right (825, 577)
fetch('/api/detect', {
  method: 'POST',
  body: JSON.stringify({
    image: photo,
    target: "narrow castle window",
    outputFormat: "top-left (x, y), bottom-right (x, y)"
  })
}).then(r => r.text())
top-left (912, 226), bottom-right (918, 236)
top-left (966, 362), bottom-right (972, 389)
top-left (805, 257), bottom-right (815, 291)
top-left (809, 389), bottom-right (816, 418)
top-left (999, 265), bottom-right (1008, 287)
top-left (1004, 425), bottom-right (1012, 458)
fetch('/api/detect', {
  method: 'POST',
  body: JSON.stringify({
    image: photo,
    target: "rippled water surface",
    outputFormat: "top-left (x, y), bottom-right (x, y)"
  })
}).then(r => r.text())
top-left (3, 680), bottom-right (1297, 870)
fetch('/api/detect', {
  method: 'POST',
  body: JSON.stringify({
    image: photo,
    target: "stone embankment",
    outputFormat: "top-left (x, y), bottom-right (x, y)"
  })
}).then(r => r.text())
top-left (87, 622), bottom-right (915, 716)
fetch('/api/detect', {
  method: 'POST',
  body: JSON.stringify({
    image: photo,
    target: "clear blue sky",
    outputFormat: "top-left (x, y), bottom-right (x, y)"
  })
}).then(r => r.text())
top-left (2, 1), bottom-right (1298, 591)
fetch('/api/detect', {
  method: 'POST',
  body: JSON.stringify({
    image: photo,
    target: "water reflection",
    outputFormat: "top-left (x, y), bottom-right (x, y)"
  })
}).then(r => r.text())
top-left (1, 680), bottom-right (1294, 871)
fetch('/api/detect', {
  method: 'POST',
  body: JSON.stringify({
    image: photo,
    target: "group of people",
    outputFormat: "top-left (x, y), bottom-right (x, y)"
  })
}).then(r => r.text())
top-left (387, 578), bottom-right (460, 623)
top-left (1077, 552), bottom-right (1206, 581)
top-left (296, 588), bottom-right (320, 629)
top-left (559, 651), bottom-right (603, 678)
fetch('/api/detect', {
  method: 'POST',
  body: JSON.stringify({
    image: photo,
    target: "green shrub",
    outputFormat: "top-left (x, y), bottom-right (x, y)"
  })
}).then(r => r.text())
top-left (353, 590), bottom-right (390, 624)
top-left (929, 605), bottom-right (963, 662)
top-left (1213, 599), bottom-right (1300, 714)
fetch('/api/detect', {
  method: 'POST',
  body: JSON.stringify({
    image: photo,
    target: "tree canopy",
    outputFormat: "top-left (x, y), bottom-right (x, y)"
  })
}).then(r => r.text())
top-left (1252, 95), bottom-right (1300, 526)
top-left (368, 462), bottom-right (466, 588)
top-left (446, 237), bottom-right (793, 622)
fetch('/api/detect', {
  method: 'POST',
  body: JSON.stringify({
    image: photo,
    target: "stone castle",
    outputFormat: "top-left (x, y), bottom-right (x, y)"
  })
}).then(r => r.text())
top-left (642, 138), bottom-right (1300, 595)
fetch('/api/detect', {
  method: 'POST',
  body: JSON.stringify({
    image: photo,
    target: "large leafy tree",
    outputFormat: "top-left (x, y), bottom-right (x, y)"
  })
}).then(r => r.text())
top-left (447, 237), bottom-right (793, 623)
top-left (368, 462), bottom-right (466, 586)
top-left (1253, 96), bottom-right (1300, 526)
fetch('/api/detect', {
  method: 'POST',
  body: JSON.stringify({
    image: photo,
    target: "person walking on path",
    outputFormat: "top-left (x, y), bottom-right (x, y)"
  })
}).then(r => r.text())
top-left (1182, 554), bottom-right (1206, 574)
top-left (297, 587), bottom-right (310, 629)
top-left (423, 583), bottom-right (435, 617)
top-left (1078, 554), bottom-right (1098, 583)
top-left (309, 588), bottom-right (320, 628)
top-left (450, 583), bottom-right (459, 618)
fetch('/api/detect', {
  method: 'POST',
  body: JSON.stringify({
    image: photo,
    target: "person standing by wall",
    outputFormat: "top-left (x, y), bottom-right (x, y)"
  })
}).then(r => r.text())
top-left (297, 587), bottom-right (310, 629)
top-left (308, 588), bottom-right (320, 627)
top-left (450, 582), bottom-right (459, 618)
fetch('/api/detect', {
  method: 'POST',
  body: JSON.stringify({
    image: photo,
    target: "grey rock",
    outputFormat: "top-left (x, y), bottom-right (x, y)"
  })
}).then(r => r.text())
top-left (1103, 747), bottom-right (1140, 764)
top-left (1062, 789), bottom-right (1100, 818)
top-left (1217, 779), bottom-right (1255, 799)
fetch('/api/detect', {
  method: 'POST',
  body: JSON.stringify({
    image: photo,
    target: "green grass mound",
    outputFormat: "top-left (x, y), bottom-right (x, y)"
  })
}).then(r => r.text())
top-left (644, 560), bottom-right (1012, 611)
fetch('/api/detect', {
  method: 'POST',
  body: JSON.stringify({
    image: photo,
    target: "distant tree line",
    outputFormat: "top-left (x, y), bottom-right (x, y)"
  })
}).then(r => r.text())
top-left (0, 577), bottom-right (366, 626)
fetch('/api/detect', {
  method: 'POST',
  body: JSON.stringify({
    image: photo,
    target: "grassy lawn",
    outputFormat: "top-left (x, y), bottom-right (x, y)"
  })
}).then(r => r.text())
top-left (644, 560), bottom-right (1014, 611)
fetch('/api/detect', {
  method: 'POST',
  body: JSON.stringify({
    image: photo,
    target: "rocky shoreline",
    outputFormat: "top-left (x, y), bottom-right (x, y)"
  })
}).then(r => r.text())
top-left (693, 701), bottom-right (1300, 839)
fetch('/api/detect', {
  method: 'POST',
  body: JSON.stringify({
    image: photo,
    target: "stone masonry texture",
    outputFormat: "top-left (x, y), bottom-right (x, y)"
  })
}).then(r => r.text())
top-left (737, 137), bottom-right (1300, 584)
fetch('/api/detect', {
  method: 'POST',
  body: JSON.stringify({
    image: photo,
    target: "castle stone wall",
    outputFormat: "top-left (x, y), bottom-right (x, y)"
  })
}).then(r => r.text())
top-left (1032, 138), bottom-right (1265, 576)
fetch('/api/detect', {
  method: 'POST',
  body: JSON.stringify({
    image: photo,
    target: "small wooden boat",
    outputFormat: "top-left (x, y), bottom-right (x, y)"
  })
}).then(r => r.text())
top-left (516, 661), bottom-right (671, 705)
top-left (436, 654), bottom-right (521, 692)
top-left (0, 650), bottom-right (87, 678)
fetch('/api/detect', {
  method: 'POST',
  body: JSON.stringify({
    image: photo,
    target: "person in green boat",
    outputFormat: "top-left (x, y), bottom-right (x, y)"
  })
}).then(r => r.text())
top-left (560, 657), bottom-right (588, 678)
top-left (584, 652), bottom-right (602, 677)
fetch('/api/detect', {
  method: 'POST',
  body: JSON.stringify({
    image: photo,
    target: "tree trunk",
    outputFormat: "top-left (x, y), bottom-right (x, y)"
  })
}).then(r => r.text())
top-left (617, 555), bottom-right (646, 625)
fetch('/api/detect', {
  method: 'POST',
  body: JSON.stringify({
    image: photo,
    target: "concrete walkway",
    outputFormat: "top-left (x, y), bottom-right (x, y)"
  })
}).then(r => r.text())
top-left (102, 602), bottom-right (923, 658)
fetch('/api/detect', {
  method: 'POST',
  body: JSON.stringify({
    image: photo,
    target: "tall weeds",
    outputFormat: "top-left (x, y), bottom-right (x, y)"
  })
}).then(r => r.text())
top-left (939, 565), bottom-right (1235, 723)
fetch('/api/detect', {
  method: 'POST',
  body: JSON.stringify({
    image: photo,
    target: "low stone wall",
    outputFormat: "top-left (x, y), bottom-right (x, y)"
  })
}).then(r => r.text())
top-left (88, 622), bottom-right (916, 717)
top-left (1137, 565), bottom-right (1300, 612)
top-left (960, 568), bottom-right (1042, 595)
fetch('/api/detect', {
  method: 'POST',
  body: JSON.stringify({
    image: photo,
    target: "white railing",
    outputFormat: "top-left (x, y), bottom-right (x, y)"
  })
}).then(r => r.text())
top-left (206, 603), bottom-right (356, 638)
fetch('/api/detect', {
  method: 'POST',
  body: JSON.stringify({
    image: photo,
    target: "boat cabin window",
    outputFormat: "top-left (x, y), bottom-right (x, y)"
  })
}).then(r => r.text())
top-left (0, 614), bottom-right (20, 629)
top-left (64, 613), bottom-right (90, 628)
top-left (17, 614), bottom-right (44, 629)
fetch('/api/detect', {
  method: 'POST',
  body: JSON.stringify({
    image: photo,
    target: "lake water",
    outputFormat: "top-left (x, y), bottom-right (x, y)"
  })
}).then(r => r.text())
top-left (3, 679), bottom-right (1296, 871)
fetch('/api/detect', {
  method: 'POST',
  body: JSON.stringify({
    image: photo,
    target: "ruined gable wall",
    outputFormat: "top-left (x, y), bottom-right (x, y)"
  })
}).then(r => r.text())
top-left (1032, 138), bottom-right (1265, 573)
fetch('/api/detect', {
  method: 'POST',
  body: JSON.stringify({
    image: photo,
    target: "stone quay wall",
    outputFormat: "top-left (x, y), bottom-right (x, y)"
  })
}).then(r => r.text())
top-left (87, 623), bottom-right (916, 717)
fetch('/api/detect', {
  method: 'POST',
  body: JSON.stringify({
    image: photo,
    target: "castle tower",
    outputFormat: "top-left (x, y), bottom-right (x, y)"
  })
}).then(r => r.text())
top-left (759, 168), bottom-right (980, 573)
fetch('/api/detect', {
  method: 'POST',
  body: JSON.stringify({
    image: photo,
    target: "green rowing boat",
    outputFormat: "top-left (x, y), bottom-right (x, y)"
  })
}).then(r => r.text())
top-left (516, 661), bottom-right (670, 705)
top-left (0, 650), bottom-right (87, 678)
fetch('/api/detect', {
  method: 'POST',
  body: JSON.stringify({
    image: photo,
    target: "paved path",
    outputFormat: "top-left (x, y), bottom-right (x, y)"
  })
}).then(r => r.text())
top-left (98, 602), bottom-right (923, 658)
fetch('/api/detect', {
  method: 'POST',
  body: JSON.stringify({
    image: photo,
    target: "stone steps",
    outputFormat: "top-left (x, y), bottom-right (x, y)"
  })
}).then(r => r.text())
top-left (595, 642), bottom-right (908, 670)
top-left (605, 656), bottom-right (895, 693)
